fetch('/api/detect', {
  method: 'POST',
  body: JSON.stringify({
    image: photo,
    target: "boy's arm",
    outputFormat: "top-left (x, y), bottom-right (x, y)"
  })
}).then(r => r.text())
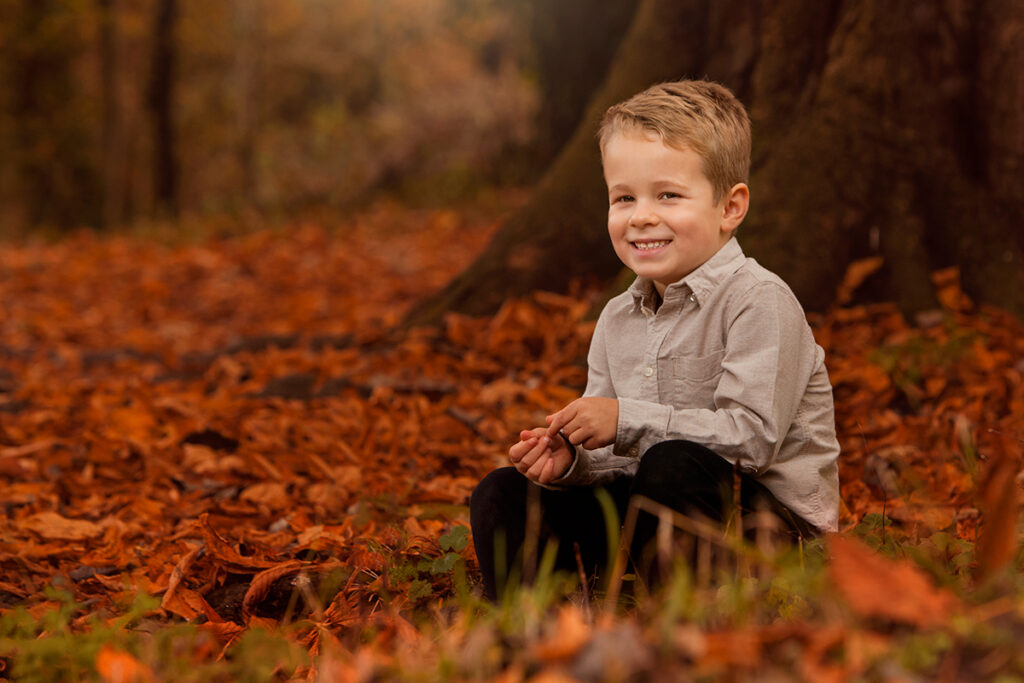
top-left (543, 306), bottom-right (635, 487)
top-left (615, 281), bottom-right (816, 474)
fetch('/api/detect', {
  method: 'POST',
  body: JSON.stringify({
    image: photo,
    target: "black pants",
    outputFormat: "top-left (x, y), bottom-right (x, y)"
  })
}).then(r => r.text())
top-left (469, 440), bottom-right (816, 600)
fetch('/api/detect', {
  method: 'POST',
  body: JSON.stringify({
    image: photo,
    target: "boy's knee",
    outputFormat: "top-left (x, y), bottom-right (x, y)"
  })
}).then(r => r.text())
top-left (631, 440), bottom-right (731, 500)
top-left (470, 467), bottom-right (526, 519)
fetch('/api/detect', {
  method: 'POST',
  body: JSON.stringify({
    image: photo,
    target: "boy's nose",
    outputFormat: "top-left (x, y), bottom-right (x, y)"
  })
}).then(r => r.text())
top-left (629, 204), bottom-right (658, 227)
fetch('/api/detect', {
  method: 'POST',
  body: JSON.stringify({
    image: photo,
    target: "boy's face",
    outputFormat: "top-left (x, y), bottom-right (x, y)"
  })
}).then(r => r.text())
top-left (603, 131), bottom-right (747, 296)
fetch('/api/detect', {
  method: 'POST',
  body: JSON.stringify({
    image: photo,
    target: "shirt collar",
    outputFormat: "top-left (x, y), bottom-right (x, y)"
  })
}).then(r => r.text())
top-left (628, 236), bottom-right (746, 308)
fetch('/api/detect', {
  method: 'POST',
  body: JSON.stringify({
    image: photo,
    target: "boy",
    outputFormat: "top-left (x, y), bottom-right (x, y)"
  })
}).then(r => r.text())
top-left (470, 80), bottom-right (840, 600)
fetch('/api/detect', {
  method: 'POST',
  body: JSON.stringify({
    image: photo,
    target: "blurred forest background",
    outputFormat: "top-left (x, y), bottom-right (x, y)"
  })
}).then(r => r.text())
top-left (0, 0), bottom-right (629, 231)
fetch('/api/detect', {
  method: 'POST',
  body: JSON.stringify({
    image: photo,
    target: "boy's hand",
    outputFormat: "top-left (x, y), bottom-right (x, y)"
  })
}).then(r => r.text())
top-left (545, 397), bottom-right (618, 450)
top-left (508, 428), bottom-right (574, 484)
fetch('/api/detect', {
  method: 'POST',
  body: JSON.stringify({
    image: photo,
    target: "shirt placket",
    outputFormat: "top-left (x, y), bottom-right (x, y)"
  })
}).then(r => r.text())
top-left (641, 297), bottom-right (678, 403)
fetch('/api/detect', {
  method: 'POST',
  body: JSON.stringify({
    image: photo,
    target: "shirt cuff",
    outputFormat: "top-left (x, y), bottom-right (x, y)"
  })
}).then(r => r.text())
top-left (538, 445), bottom-right (581, 488)
top-left (614, 397), bottom-right (672, 458)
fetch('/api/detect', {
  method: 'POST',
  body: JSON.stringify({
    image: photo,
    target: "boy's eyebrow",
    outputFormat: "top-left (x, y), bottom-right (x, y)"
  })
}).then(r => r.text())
top-left (608, 179), bottom-right (690, 192)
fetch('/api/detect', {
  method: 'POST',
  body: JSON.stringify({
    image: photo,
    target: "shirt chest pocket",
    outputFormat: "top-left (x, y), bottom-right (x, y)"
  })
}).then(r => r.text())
top-left (663, 349), bottom-right (725, 408)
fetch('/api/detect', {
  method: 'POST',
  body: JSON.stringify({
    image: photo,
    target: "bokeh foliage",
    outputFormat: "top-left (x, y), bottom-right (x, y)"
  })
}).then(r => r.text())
top-left (0, 0), bottom-right (538, 232)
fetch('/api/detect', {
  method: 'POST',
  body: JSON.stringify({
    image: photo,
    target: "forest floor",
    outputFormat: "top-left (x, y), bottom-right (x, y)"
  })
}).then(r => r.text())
top-left (1, 200), bottom-right (1023, 681)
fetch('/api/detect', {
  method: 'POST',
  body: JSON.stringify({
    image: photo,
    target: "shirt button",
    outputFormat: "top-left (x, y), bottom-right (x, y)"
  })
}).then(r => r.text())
top-left (688, 293), bottom-right (696, 302)
top-left (629, 447), bottom-right (640, 457)
top-left (740, 465), bottom-right (758, 475)
top-left (643, 366), bottom-right (654, 377)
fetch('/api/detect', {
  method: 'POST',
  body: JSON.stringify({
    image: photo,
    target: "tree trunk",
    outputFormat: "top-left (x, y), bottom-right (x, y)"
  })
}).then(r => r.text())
top-left (524, 0), bottom-right (638, 165)
top-left (6, 0), bottom-right (100, 229)
top-left (408, 0), bottom-right (1024, 325)
top-left (98, 0), bottom-right (125, 229)
top-left (148, 0), bottom-right (179, 218)
top-left (233, 0), bottom-right (262, 205)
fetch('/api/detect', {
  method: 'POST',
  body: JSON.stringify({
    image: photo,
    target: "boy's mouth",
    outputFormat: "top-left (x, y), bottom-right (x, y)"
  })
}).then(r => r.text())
top-left (632, 239), bottom-right (671, 251)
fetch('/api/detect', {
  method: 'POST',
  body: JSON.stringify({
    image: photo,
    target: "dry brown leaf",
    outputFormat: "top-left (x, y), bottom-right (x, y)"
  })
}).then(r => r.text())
top-left (21, 512), bottom-right (105, 541)
top-left (160, 542), bottom-right (203, 604)
top-left (698, 627), bottom-right (762, 671)
top-left (161, 587), bottom-right (223, 623)
top-left (835, 257), bottom-right (884, 306)
top-left (533, 605), bottom-right (591, 662)
top-left (975, 437), bottom-right (1020, 580)
top-left (828, 534), bottom-right (957, 627)
top-left (239, 482), bottom-right (290, 509)
top-left (198, 513), bottom-right (278, 571)
top-left (241, 560), bottom-right (303, 619)
top-left (95, 644), bottom-right (153, 683)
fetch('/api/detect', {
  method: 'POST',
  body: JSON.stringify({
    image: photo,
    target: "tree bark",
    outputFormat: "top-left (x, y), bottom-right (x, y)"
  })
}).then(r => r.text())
top-left (233, 0), bottom-right (262, 204)
top-left (408, 0), bottom-right (1024, 325)
top-left (524, 0), bottom-right (637, 165)
top-left (6, 0), bottom-right (100, 229)
top-left (98, 0), bottom-right (125, 229)
top-left (148, 0), bottom-right (180, 218)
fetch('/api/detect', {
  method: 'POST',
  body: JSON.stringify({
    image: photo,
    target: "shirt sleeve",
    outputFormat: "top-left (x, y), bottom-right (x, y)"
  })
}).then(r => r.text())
top-left (549, 304), bottom-right (638, 487)
top-left (615, 282), bottom-right (815, 474)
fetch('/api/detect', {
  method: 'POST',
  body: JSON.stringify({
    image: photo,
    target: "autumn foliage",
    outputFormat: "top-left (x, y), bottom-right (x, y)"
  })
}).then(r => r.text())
top-left (1, 202), bottom-right (1024, 680)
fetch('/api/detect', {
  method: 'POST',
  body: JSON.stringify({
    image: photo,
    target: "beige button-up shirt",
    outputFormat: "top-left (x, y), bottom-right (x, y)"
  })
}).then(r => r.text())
top-left (556, 237), bottom-right (840, 532)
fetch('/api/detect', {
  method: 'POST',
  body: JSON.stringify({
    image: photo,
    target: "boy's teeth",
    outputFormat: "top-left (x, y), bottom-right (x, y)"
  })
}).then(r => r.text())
top-left (634, 240), bottom-right (670, 250)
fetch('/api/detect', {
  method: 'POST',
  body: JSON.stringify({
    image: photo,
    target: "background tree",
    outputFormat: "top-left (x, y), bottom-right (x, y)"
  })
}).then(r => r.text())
top-left (518, 0), bottom-right (637, 165)
top-left (408, 0), bottom-right (1024, 325)
top-left (148, 0), bottom-right (179, 218)
top-left (98, 0), bottom-right (124, 228)
top-left (0, 0), bottom-right (539, 232)
top-left (0, 0), bottom-right (100, 229)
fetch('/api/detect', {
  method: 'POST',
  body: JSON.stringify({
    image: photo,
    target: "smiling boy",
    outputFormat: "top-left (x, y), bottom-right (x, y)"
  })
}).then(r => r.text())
top-left (470, 80), bottom-right (840, 600)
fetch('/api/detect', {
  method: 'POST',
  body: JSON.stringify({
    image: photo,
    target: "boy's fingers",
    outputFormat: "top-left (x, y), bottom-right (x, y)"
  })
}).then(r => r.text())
top-left (508, 437), bottom-right (535, 463)
top-left (517, 436), bottom-right (549, 470)
top-left (526, 452), bottom-right (550, 480)
top-left (546, 406), bottom-right (576, 436)
top-left (563, 424), bottom-right (589, 446)
top-left (537, 458), bottom-right (555, 484)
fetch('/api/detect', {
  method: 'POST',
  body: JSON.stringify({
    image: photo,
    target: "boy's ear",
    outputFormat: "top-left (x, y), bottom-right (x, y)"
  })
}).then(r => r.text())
top-left (720, 183), bottom-right (749, 233)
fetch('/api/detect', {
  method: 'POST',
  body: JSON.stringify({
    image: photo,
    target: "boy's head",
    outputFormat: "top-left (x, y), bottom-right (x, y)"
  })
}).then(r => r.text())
top-left (598, 80), bottom-right (750, 204)
top-left (599, 80), bottom-right (751, 295)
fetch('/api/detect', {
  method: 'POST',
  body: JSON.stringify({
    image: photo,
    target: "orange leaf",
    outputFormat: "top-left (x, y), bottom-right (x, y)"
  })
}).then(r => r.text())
top-left (21, 512), bottom-right (104, 541)
top-left (95, 645), bottom-right (151, 683)
top-left (198, 513), bottom-right (278, 571)
top-left (159, 542), bottom-right (202, 608)
top-left (533, 605), bottom-right (590, 661)
top-left (699, 627), bottom-right (762, 671)
top-left (828, 534), bottom-right (957, 627)
top-left (161, 587), bottom-right (223, 623)
top-left (835, 257), bottom-right (883, 306)
top-left (975, 437), bottom-right (1020, 580)
top-left (242, 561), bottom-right (303, 619)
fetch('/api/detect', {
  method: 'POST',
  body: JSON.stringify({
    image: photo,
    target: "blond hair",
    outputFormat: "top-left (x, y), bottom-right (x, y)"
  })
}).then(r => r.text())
top-left (599, 80), bottom-right (751, 203)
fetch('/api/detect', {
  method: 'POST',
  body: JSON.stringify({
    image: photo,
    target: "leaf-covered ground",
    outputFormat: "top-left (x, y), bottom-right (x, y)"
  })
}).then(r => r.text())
top-left (1, 202), bottom-right (1023, 681)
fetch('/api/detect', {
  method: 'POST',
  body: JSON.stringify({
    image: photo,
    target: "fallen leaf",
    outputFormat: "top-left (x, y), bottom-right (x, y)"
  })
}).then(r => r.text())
top-left (95, 645), bottom-right (152, 683)
top-left (21, 512), bottom-right (104, 541)
top-left (828, 534), bottom-right (957, 627)
top-left (975, 437), bottom-right (1020, 580)
top-left (534, 605), bottom-right (591, 661)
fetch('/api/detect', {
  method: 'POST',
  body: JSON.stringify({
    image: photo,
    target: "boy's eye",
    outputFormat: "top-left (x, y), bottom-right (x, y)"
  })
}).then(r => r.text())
top-left (659, 192), bottom-right (680, 200)
top-left (613, 195), bottom-right (634, 203)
